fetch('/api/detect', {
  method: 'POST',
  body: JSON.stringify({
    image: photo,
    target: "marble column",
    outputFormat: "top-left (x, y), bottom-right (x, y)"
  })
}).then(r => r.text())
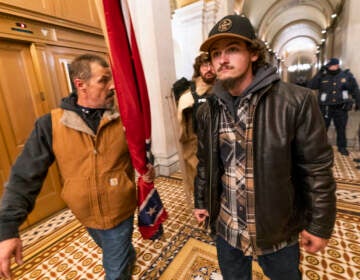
top-left (345, 0), bottom-right (360, 149)
top-left (127, 0), bottom-right (179, 175)
top-left (342, 0), bottom-right (360, 79)
top-left (172, 1), bottom-right (207, 79)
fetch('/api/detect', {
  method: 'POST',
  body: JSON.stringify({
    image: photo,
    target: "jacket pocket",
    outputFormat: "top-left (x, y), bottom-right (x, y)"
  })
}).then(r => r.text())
top-left (102, 169), bottom-right (137, 217)
top-left (61, 177), bottom-right (92, 221)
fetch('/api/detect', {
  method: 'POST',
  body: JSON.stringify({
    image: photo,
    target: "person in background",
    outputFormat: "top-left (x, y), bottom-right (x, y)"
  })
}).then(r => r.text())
top-left (0, 54), bottom-right (154, 280)
top-left (193, 14), bottom-right (336, 280)
top-left (176, 52), bottom-right (216, 196)
top-left (307, 57), bottom-right (360, 156)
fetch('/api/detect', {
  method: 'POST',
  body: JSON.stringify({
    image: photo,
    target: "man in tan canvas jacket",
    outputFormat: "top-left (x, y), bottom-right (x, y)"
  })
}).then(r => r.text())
top-left (0, 54), bottom-right (154, 280)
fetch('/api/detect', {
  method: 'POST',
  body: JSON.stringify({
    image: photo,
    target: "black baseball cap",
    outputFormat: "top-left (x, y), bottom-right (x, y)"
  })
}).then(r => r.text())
top-left (200, 14), bottom-right (256, 52)
top-left (327, 58), bottom-right (339, 66)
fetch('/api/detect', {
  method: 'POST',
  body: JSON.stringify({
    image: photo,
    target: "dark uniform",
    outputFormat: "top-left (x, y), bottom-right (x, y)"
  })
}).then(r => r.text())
top-left (308, 64), bottom-right (360, 155)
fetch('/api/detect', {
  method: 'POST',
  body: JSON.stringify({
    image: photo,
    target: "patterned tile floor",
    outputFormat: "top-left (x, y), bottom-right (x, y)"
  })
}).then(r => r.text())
top-left (333, 148), bottom-right (360, 215)
top-left (10, 148), bottom-right (360, 280)
top-left (333, 148), bottom-right (360, 183)
top-left (300, 212), bottom-right (360, 280)
top-left (14, 176), bottom-right (204, 280)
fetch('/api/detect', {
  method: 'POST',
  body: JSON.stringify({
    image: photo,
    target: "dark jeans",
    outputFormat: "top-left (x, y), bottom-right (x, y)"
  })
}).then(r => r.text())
top-left (87, 216), bottom-right (136, 280)
top-left (216, 236), bottom-right (301, 280)
top-left (320, 105), bottom-right (348, 150)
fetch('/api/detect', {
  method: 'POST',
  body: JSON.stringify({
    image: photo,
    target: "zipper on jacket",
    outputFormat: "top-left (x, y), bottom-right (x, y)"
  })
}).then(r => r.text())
top-left (247, 86), bottom-right (271, 258)
top-left (93, 134), bottom-right (105, 226)
top-left (208, 101), bottom-right (213, 228)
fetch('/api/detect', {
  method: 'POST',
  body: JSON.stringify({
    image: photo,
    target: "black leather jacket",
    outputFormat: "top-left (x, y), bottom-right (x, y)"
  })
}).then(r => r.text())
top-left (194, 80), bottom-right (336, 249)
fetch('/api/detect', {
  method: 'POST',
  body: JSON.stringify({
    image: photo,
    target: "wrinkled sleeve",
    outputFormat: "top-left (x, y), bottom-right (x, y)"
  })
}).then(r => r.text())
top-left (0, 114), bottom-right (54, 241)
top-left (294, 91), bottom-right (336, 238)
top-left (194, 103), bottom-right (209, 210)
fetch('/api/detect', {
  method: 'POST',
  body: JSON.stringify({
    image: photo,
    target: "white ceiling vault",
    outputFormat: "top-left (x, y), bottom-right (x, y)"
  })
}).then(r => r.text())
top-left (242, 0), bottom-right (344, 67)
top-left (172, 0), bottom-right (345, 81)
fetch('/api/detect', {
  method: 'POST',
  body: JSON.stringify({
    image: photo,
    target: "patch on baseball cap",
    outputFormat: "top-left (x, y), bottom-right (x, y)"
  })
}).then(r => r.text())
top-left (200, 14), bottom-right (256, 52)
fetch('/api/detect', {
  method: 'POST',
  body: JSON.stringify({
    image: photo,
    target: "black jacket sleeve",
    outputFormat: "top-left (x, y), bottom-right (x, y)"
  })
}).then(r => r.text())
top-left (194, 96), bottom-right (222, 233)
top-left (194, 102), bottom-right (209, 210)
top-left (293, 92), bottom-right (336, 238)
top-left (347, 71), bottom-right (360, 108)
top-left (0, 114), bottom-right (54, 241)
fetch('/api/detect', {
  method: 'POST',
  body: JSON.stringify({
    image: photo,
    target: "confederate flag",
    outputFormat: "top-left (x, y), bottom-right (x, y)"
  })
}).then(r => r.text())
top-left (101, 0), bottom-right (168, 239)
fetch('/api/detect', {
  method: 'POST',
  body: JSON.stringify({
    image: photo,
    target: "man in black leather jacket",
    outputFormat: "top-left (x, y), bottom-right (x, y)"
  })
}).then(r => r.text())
top-left (193, 14), bottom-right (336, 280)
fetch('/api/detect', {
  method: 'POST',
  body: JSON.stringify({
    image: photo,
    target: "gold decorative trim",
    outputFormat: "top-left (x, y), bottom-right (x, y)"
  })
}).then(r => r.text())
top-left (0, 3), bottom-right (102, 35)
top-left (0, 12), bottom-right (106, 52)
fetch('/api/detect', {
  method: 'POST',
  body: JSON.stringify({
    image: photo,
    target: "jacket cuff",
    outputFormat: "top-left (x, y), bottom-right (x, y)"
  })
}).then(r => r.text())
top-left (0, 222), bottom-right (20, 242)
top-left (305, 222), bottom-right (334, 239)
top-left (194, 201), bottom-right (206, 209)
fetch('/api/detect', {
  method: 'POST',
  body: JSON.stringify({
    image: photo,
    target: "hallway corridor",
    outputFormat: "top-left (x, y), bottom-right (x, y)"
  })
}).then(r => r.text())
top-left (1, 1), bottom-right (360, 280)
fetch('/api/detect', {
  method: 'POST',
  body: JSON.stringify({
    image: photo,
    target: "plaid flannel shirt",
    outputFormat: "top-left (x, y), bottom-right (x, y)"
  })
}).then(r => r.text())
top-left (216, 94), bottom-right (297, 257)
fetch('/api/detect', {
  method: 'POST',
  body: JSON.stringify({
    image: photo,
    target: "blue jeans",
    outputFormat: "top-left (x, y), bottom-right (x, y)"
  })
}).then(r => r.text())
top-left (87, 216), bottom-right (136, 280)
top-left (216, 236), bottom-right (301, 280)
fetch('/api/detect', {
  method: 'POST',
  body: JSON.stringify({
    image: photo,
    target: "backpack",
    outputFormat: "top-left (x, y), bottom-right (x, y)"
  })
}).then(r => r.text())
top-left (190, 82), bottom-right (209, 133)
top-left (173, 78), bottom-right (210, 133)
top-left (172, 77), bottom-right (191, 103)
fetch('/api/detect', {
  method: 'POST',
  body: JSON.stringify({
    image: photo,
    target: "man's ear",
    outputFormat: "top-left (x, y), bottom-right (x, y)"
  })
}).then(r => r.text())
top-left (73, 78), bottom-right (86, 91)
top-left (251, 53), bottom-right (259, 62)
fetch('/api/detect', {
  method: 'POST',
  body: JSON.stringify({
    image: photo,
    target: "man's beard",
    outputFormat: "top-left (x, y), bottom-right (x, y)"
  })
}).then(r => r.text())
top-left (201, 73), bottom-right (216, 84)
top-left (220, 76), bottom-right (241, 91)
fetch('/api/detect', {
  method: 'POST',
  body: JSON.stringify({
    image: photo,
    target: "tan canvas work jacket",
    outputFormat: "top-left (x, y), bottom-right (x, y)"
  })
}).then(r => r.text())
top-left (52, 108), bottom-right (136, 230)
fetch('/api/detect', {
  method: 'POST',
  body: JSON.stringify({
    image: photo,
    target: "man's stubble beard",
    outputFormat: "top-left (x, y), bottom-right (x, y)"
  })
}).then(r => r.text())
top-left (220, 75), bottom-right (242, 91)
top-left (220, 65), bottom-right (254, 91)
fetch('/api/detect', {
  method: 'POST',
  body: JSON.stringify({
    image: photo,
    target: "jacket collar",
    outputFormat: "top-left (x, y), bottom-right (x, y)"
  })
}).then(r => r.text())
top-left (60, 109), bottom-right (120, 136)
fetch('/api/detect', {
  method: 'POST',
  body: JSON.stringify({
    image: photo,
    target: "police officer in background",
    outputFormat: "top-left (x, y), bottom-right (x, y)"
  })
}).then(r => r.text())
top-left (308, 58), bottom-right (360, 156)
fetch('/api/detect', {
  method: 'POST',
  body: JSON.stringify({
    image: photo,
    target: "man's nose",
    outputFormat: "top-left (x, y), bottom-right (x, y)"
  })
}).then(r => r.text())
top-left (206, 63), bottom-right (216, 72)
top-left (218, 51), bottom-right (228, 64)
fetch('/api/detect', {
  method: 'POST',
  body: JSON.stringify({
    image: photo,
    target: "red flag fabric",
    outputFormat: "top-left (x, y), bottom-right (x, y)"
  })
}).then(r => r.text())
top-left (102, 0), bottom-right (167, 239)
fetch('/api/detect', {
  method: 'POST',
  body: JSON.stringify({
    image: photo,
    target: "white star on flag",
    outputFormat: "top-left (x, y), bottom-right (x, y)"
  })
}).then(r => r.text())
top-left (146, 207), bottom-right (157, 216)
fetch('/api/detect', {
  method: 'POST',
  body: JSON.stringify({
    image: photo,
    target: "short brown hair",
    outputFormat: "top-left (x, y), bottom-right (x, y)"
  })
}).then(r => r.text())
top-left (69, 54), bottom-right (109, 82)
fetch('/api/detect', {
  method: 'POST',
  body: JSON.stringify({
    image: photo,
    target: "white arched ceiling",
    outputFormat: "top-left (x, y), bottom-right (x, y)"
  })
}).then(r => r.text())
top-left (257, 5), bottom-right (329, 64)
top-left (171, 0), bottom-right (344, 76)
top-left (286, 48), bottom-right (316, 65)
top-left (272, 20), bottom-right (321, 58)
top-left (279, 36), bottom-right (317, 57)
top-left (259, 6), bottom-right (327, 44)
top-left (240, 0), bottom-right (343, 63)
top-left (281, 37), bottom-right (318, 67)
